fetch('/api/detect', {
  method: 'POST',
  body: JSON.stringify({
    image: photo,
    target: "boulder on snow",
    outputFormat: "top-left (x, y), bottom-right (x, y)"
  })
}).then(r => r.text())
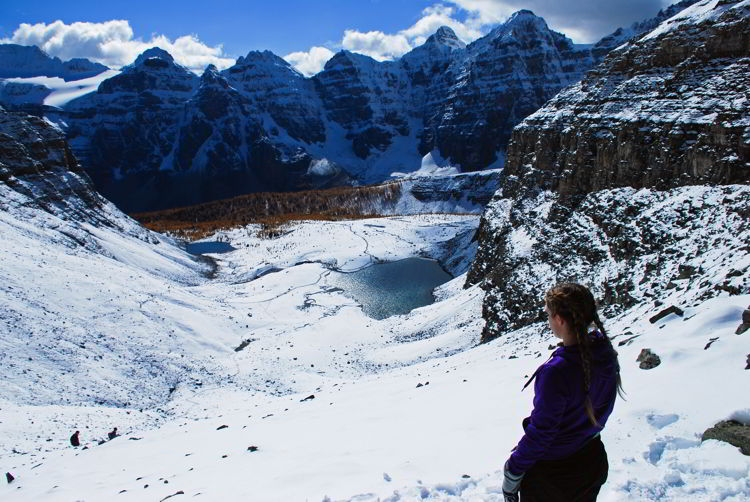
top-left (649, 306), bottom-right (684, 324)
top-left (637, 348), bottom-right (661, 369)
top-left (702, 420), bottom-right (750, 456)
top-left (735, 307), bottom-right (750, 335)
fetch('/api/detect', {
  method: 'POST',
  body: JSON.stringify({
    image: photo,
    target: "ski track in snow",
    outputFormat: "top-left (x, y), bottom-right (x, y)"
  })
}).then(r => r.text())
top-left (1, 209), bottom-right (749, 501)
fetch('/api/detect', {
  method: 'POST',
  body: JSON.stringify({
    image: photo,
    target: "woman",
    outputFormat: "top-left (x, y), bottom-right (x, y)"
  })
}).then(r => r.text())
top-left (502, 283), bottom-right (623, 502)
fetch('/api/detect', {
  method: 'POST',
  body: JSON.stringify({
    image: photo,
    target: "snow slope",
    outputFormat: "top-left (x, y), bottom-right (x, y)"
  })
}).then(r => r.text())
top-left (0, 70), bottom-right (120, 107)
top-left (1, 204), bottom-right (748, 501)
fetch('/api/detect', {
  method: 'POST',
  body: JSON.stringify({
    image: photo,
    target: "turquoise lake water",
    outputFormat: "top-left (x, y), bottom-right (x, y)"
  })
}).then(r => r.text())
top-left (329, 257), bottom-right (452, 320)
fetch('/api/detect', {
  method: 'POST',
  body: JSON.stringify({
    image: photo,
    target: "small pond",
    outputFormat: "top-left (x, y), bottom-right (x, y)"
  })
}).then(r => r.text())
top-left (186, 241), bottom-right (236, 255)
top-left (328, 257), bottom-right (452, 320)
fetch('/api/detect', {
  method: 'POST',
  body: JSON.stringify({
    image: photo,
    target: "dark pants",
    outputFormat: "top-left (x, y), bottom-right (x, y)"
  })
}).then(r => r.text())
top-left (520, 436), bottom-right (608, 502)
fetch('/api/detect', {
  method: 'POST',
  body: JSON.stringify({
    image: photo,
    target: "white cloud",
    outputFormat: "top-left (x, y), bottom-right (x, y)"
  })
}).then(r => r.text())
top-left (280, 0), bottom-right (667, 76)
top-left (399, 4), bottom-right (483, 45)
top-left (444, 0), bottom-right (666, 43)
top-left (284, 46), bottom-right (335, 77)
top-left (1, 20), bottom-right (236, 73)
top-left (341, 30), bottom-right (412, 61)
top-left (283, 3), bottom-right (489, 75)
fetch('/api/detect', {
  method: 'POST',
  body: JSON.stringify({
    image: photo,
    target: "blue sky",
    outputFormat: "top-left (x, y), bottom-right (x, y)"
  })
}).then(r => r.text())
top-left (0, 0), bottom-right (672, 75)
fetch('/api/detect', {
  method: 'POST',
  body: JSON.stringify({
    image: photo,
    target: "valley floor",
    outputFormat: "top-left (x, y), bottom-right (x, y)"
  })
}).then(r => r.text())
top-left (1, 213), bottom-right (748, 501)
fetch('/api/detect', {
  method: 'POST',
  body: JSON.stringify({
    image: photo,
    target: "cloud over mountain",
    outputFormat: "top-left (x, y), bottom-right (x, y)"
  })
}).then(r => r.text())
top-left (1, 20), bottom-right (235, 72)
top-left (282, 0), bottom-right (668, 75)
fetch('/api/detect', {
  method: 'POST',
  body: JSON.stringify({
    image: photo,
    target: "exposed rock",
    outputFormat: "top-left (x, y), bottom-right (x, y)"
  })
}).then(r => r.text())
top-left (467, 186), bottom-right (750, 342)
top-left (737, 307), bottom-right (750, 335)
top-left (703, 337), bottom-right (719, 350)
top-left (503, 1), bottom-right (750, 195)
top-left (159, 490), bottom-right (185, 502)
top-left (637, 349), bottom-right (661, 369)
top-left (0, 107), bottom-right (113, 228)
top-left (650, 306), bottom-right (685, 324)
top-left (745, 353), bottom-right (749, 369)
top-left (702, 420), bottom-right (750, 455)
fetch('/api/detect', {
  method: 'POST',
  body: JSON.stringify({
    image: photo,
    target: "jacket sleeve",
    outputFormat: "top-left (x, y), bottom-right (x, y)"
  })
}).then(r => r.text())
top-left (507, 361), bottom-right (570, 474)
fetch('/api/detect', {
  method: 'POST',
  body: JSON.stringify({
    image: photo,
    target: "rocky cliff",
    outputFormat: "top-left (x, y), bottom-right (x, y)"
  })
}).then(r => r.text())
top-left (468, 0), bottom-right (750, 342)
top-left (0, 105), bottom-right (159, 251)
top-left (503, 0), bottom-right (750, 194)
top-left (1, 106), bottom-right (105, 221)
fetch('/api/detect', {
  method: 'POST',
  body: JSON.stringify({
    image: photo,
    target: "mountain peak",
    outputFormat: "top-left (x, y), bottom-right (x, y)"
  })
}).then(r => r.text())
top-left (480, 9), bottom-right (551, 43)
top-left (426, 26), bottom-right (466, 50)
top-left (504, 9), bottom-right (548, 29)
top-left (133, 47), bottom-right (175, 67)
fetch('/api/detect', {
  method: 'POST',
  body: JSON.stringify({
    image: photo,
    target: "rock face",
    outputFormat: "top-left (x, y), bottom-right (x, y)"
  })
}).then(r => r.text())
top-left (467, 186), bottom-right (750, 342)
top-left (0, 106), bottom-right (105, 219)
top-left (504, 0), bottom-right (750, 195)
top-left (414, 11), bottom-right (596, 171)
top-left (0, 44), bottom-right (108, 80)
top-left (702, 420), bottom-right (750, 455)
top-left (0, 105), bottom-right (156, 248)
top-left (468, 1), bottom-right (750, 343)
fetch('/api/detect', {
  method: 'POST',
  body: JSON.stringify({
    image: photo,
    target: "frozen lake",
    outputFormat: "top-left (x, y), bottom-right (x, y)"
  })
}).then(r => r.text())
top-left (329, 257), bottom-right (452, 319)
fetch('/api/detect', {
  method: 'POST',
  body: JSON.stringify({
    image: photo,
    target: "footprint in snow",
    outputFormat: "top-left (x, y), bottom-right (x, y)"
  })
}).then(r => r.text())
top-left (646, 413), bottom-right (679, 429)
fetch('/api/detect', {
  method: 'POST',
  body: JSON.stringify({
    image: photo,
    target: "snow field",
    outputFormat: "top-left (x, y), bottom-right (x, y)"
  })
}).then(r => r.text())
top-left (1, 204), bottom-right (748, 501)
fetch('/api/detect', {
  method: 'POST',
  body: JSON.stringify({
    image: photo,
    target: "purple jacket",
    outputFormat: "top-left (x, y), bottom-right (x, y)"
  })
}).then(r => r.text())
top-left (507, 333), bottom-right (619, 474)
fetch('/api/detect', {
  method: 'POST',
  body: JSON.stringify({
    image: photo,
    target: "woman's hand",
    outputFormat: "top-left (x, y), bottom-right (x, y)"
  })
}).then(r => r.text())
top-left (503, 461), bottom-right (524, 501)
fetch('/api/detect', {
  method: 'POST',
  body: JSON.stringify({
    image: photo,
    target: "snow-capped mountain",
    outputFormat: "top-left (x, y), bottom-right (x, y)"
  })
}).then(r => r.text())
top-left (0, 4), bottom-right (699, 212)
top-left (0, 44), bottom-right (107, 81)
top-left (57, 12), bottom-right (603, 212)
top-left (469, 0), bottom-right (750, 342)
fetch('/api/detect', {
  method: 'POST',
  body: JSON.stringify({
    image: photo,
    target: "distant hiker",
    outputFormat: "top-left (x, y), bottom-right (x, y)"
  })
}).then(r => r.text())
top-left (502, 283), bottom-right (623, 502)
top-left (6, 472), bottom-right (14, 483)
top-left (108, 427), bottom-right (118, 440)
top-left (70, 430), bottom-right (80, 447)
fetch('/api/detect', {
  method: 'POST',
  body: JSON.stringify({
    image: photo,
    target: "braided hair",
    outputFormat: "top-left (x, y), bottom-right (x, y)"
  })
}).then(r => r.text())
top-left (545, 283), bottom-right (624, 427)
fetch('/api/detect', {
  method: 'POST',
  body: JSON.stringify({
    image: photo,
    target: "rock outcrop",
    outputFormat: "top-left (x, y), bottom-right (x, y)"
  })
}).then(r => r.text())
top-left (702, 420), bottom-right (750, 455)
top-left (503, 0), bottom-right (750, 195)
top-left (468, 0), bottom-right (750, 343)
top-left (637, 348), bottom-right (662, 369)
top-left (0, 106), bottom-right (105, 220)
top-left (467, 185), bottom-right (750, 342)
